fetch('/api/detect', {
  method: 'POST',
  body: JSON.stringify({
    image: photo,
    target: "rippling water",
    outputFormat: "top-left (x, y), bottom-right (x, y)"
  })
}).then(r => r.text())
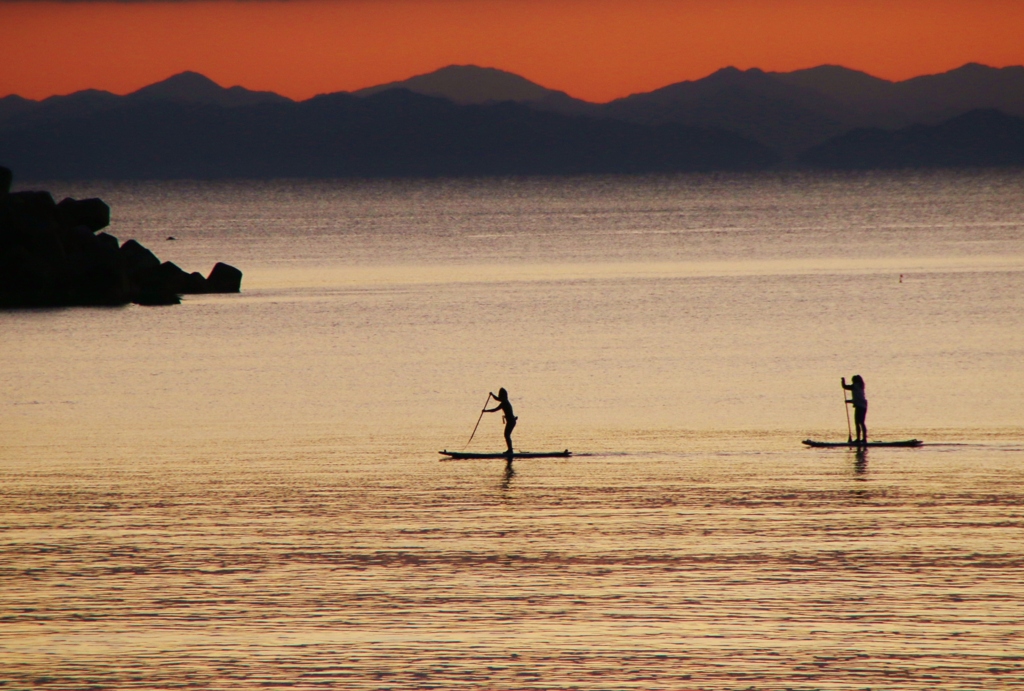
top-left (2, 171), bottom-right (1023, 688)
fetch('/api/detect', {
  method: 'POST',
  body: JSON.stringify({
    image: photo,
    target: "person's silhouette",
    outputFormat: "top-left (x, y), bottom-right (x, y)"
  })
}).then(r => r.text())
top-left (842, 375), bottom-right (868, 444)
top-left (484, 387), bottom-right (517, 454)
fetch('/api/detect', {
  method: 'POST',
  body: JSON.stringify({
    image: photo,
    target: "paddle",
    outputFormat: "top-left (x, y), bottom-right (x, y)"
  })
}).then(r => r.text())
top-left (464, 393), bottom-right (492, 449)
top-left (841, 378), bottom-right (853, 443)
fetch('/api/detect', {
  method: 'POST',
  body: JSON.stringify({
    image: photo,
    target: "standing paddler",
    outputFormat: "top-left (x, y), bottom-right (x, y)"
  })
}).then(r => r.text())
top-left (483, 387), bottom-right (517, 455)
top-left (842, 375), bottom-right (868, 444)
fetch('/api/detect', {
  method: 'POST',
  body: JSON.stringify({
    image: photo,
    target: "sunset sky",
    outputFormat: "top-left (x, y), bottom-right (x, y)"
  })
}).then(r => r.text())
top-left (3, 0), bottom-right (1023, 103)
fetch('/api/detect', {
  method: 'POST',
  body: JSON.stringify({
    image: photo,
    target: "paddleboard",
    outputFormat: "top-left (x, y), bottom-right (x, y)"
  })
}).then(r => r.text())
top-left (440, 450), bottom-right (571, 460)
top-left (802, 439), bottom-right (923, 448)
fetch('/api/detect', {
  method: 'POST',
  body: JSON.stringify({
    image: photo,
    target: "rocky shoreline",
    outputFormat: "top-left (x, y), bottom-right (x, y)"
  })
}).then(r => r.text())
top-left (0, 167), bottom-right (241, 307)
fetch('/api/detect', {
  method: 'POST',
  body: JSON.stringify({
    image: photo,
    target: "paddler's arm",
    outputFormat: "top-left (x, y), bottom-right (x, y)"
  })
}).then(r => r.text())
top-left (481, 392), bottom-right (498, 412)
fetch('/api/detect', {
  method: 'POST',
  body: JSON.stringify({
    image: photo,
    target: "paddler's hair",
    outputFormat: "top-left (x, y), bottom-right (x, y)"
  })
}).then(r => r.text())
top-left (498, 387), bottom-right (508, 399)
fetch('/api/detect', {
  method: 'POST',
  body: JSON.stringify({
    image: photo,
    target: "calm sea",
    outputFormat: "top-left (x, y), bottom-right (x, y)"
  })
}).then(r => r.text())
top-left (2, 171), bottom-right (1022, 689)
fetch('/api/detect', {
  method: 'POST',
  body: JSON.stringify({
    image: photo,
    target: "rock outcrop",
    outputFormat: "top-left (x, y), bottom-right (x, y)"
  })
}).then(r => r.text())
top-left (206, 262), bottom-right (243, 293)
top-left (0, 167), bottom-right (242, 307)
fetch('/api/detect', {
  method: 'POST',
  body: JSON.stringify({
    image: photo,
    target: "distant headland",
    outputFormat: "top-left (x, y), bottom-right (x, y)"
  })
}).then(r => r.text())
top-left (2, 64), bottom-right (1023, 178)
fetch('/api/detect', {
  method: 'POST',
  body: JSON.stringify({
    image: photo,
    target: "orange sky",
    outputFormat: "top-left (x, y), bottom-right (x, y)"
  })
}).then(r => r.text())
top-left (3, 0), bottom-right (1023, 102)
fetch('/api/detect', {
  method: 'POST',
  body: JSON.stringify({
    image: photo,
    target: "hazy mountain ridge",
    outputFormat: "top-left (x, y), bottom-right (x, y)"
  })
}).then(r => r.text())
top-left (800, 109), bottom-right (1024, 169)
top-left (773, 63), bottom-right (1024, 127)
top-left (0, 89), bottom-right (777, 179)
top-left (2, 64), bottom-right (1023, 177)
top-left (354, 63), bottom-right (1024, 154)
top-left (0, 72), bottom-right (289, 130)
top-left (598, 67), bottom-right (854, 155)
top-left (130, 71), bottom-right (292, 108)
top-left (353, 65), bottom-right (597, 116)
top-left (356, 65), bottom-right (566, 105)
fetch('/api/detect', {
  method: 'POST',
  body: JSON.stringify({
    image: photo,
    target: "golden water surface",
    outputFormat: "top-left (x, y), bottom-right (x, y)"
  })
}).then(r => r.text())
top-left (2, 171), bottom-right (1023, 688)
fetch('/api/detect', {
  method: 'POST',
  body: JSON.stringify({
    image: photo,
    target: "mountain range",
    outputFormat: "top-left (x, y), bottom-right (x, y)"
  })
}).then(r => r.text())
top-left (356, 63), bottom-right (1024, 155)
top-left (2, 64), bottom-right (1023, 178)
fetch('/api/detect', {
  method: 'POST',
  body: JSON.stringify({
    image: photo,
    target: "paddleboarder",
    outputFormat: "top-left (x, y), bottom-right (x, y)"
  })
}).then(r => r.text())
top-left (842, 375), bottom-right (868, 444)
top-left (483, 388), bottom-right (517, 455)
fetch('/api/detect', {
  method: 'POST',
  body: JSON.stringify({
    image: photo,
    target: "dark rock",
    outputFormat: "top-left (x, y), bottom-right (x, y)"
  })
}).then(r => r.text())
top-left (184, 271), bottom-right (209, 294)
top-left (60, 224), bottom-right (100, 255)
top-left (1, 169), bottom-right (240, 308)
top-left (57, 197), bottom-right (110, 232)
top-left (119, 239), bottom-right (160, 278)
top-left (1, 191), bottom-right (66, 281)
top-left (65, 229), bottom-right (130, 305)
top-left (156, 260), bottom-right (189, 290)
top-left (133, 285), bottom-right (181, 306)
top-left (129, 261), bottom-right (180, 306)
top-left (153, 261), bottom-right (209, 294)
top-left (95, 232), bottom-right (119, 252)
top-left (0, 244), bottom-right (64, 306)
top-left (206, 262), bottom-right (243, 293)
top-left (8, 191), bottom-right (60, 230)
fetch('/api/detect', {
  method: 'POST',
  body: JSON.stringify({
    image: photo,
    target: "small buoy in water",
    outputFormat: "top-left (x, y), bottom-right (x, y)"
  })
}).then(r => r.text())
top-left (899, 274), bottom-right (903, 283)
top-left (167, 236), bottom-right (177, 241)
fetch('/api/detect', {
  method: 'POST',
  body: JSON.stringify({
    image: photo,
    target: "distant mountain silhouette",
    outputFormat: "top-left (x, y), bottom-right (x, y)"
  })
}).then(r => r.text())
top-left (0, 94), bottom-right (38, 123)
top-left (354, 65), bottom-right (594, 114)
top-left (0, 90), bottom-right (777, 179)
top-left (0, 89), bottom-right (121, 129)
top-left (130, 71), bottom-right (292, 108)
top-left (800, 109), bottom-right (1024, 169)
top-left (4, 64), bottom-right (1024, 177)
top-left (772, 65), bottom-right (897, 111)
top-left (598, 67), bottom-right (852, 156)
top-left (887, 64), bottom-right (1024, 122)
top-left (774, 63), bottom-right (1024, 128)
top-left (0, 72), bottom-right (290, 130)
top-left (357, 65), bottom-right (555, 103)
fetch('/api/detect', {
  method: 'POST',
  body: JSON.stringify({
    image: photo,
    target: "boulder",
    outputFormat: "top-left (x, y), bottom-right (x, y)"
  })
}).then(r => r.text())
top-left (133, 285), bottom-right (181, 306)
top-left (0, 189), bottom-right (69, 306)
top-left (119, 239), bottom-right (160, 278)
top-left (60, 224), bottom-right (99, 255)
top-left (184, 271), bottom-right (209, 294)
top-left (2, 191), bottom-right (65, 274)
top-left (0, 244), bottom-right (64, 306)
top-left (129, 261), bottom-right (180, 306)
top-left (156, 260), bottom-right (188, 290)
top-left (0, 170), bottom-right (241, 308)
top-left (206, 262), bottom-right (243, 293)
top-left (153, 261), bottom-right (209, 294)
top-left (65, 231), bottom-right (130, 305)
top-left (7, 191), bottom-right (60, 233)
top-left (95, 232), bottom-right (119, 252)
top-left (57, 197), bottom-right (110, 232)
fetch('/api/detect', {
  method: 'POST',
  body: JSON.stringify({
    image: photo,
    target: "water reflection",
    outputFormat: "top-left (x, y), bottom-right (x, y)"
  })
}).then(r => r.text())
top-left (1, 439), bottom-right (1020, 689)
top-left (499, 459), bottom-right (516, 492)
top-left (3, 172), bottom-right (1023, 689)
top-left (854, 446), bottom-right (869, 477)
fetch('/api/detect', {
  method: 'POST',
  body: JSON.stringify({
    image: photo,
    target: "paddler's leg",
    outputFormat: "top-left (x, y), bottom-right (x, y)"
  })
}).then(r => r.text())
top-left (855, 405), bottom-right (867, 443)
top-left (504, 417), bottom-right (516, 454)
